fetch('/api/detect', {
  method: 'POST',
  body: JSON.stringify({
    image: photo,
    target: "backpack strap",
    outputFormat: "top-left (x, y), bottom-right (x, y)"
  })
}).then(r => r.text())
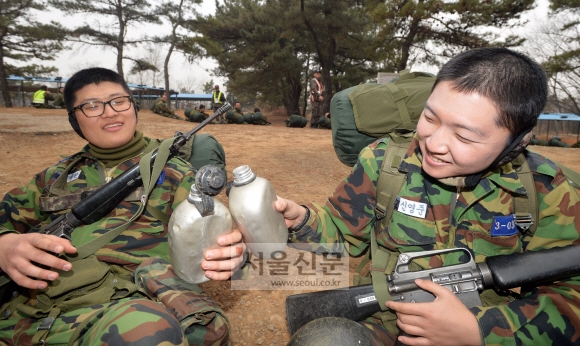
top-left (374, 136), bottom-right (413, 228)
top-left (512, 154), bottom-right (538, 236)
top-left (385, 83), bottom-right (413, 131)
top-left (555, 162), bottom-right (580, 190)
top-left (370, 136), bottom-right (412, 311)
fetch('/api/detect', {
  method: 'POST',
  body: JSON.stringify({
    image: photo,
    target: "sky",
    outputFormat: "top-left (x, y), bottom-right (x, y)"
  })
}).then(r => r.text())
top-left (40, 0), bottom-right (224, 93)
top-left (37, 0), bottom-right (551, 93)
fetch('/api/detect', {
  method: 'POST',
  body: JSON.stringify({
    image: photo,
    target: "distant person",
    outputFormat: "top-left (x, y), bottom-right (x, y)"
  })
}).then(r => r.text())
top-left (32, 85), bottom-right (54, 108)
top-left (251, 107), bottom-right (270, 125)
top-left (211, 85), bottom-right (227, 124)
top-left (316, 111), bottom-right (331, 129)
top-left (150, 93), bottom-right (182, 120)
top-left (186, 104), bottom-right (209, 123)
top-left (548, 135), bottom-right (569, 147)
top-left (225, 102), bottom-right (244, 124)
top-left (530, 133), bottom-right (548, 146)
top-left (53, 87), bottom-right (65, 108)
top-left (285, 109), bottom-right (308, 128)
top-left (309, 70), bottom-right (324, 128)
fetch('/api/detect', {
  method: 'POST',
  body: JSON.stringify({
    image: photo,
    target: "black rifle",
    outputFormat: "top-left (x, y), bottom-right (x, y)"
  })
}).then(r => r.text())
top-left (286, 246), bottom-right (580, 336)
top-left (0, 102), bottom-right (231, 303)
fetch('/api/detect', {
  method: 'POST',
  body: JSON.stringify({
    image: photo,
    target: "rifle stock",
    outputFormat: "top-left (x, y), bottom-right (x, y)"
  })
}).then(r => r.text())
top-left (285, 245), bottom-right (580, 335)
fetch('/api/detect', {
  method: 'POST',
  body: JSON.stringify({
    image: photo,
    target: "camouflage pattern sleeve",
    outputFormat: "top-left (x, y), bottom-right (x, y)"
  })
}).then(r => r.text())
top-left (0, 169), bottom-right (55, 236)
top-left (470, 151), bottom-right (580, 346)
top-left (288, 141), bottom-right (386, 256)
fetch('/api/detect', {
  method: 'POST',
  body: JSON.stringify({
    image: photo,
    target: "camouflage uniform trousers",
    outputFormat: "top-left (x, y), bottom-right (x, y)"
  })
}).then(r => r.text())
top-left (0, 258), bottom-right (230, 346)
top-left (212, 104), bottom-right (225, 124)
top-left (359, 318), bottom-right (396, 346)
top-left (310, 101), bottom-right (323, 128)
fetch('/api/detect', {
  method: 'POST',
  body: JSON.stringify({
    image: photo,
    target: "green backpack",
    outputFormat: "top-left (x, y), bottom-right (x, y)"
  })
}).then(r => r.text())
top-left (184, 107), bottom-right (195, 119)
top-left (316, 116), bottom-right (332, 129)
top-left (286, 114), bottom-right (308, 128)
top-left (225, 109), bottom-right (236, 123)
top-left (331, 70), bottom-right (436, 167)
top-left (177, 133), bottom-right (226, 172)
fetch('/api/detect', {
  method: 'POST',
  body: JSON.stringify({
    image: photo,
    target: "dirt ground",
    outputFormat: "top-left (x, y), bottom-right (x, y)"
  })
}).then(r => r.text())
top-left (1, 107), bottom-right (580, 345)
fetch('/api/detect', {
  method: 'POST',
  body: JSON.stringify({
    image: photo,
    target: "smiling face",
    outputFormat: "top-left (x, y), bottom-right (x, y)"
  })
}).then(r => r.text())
top-left (73, 81), bottom-right (137, 149)
top-left (416, 81), bottom-right (511, 179)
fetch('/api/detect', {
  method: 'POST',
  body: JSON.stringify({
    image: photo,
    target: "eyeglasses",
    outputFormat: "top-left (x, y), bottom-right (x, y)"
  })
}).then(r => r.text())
top-left (72, 96), bottom-right (133, 118)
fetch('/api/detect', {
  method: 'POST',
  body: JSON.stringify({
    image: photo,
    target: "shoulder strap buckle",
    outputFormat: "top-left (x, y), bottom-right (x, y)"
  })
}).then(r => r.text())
top-left (515, 213), bottom-right (534, 232)
top-left (375, 206), bottom-right (386, 220)
top-left (37, 317), bottom-right (55, 331)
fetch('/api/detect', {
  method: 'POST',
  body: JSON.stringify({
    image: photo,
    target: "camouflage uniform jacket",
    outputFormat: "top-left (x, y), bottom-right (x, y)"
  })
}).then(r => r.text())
top-left (0, 137), bottom-right (194, 268)
top-left (289, 137), bottom-right (580, 345)
top-left (151, 97), bottom-right (180, 119)
top-left (53, 93), bottom-right (65, 108)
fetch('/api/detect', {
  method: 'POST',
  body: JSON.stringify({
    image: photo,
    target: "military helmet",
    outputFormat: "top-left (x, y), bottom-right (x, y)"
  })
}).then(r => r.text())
top-left (287, 317), bottom-right (378, 346)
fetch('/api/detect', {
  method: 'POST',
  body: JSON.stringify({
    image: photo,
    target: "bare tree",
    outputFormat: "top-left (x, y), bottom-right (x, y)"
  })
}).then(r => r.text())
top-left (155, 0), bottom-right (202, 101)
top-left (126, 43), bottom-right (165, 87)
top-left (50, 0), bottom-right (160, 79)
top-left (524, 11), bottom-right (580, 114)
top-left (0, 0), bottom-right (67, 107)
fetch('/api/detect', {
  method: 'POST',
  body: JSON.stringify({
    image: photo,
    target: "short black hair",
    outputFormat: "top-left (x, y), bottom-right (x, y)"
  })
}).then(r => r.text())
top-left (40, 85), bottom-right (47, 90)
top-left (64, 67), bottom-right (132, 113)
top-left (199, 104), bottom-right (205, 109)
top-left (434, 48), bottom-right (547, 139)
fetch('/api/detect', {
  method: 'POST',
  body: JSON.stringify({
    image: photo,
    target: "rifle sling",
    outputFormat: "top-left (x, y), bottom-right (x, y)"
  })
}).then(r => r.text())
top-left (66, 137), bottom-right (175, 262)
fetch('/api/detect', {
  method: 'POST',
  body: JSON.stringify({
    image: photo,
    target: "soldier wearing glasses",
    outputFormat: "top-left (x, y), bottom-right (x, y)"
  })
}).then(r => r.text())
top-left (0, 67), bottom-right (245, 345)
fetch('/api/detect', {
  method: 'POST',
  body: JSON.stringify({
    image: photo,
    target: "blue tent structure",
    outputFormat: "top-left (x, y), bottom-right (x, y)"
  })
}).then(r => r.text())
top-left (536, 113), bottom-right (580, 142)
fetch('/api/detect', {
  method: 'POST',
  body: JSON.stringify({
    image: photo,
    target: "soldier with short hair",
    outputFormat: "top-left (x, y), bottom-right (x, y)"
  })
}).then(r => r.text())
top-left (277, 48), bottom-right (580, 345)
top-left (0, 67), bottom-right (245, 345)
top-left (151, 93), bottom-right (183, 120)
top-left (186, 104), bottom-right (209, 123)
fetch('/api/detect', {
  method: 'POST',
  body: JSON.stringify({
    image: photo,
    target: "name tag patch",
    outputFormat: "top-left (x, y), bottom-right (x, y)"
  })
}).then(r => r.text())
top-left (491, 214), bottom-right (518, 236)
top-left (67, 171), bottom-right (81, 183)
top-left (394, 197), bottom-right (427, 219)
